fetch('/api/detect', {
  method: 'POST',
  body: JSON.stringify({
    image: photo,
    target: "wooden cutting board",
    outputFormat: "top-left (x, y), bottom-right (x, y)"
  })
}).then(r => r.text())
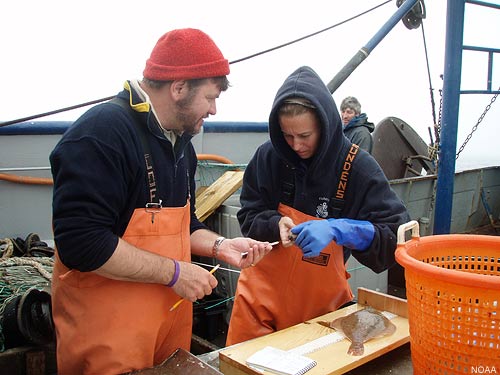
top-left (219, 288), bottom-right (409, 375)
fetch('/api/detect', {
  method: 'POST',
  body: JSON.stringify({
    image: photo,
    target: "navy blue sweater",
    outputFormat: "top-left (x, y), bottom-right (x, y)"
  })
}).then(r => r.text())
top-left (50, 82), bottom-right (206, 271)
top-left (237, 67), bottom-right (410, 273)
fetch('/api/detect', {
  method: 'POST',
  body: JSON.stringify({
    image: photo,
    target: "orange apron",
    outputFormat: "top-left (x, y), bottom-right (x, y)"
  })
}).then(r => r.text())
top-left (226, 203), bottom-right (353, 345)
top-left (51, 202), bottom-right (191, 375)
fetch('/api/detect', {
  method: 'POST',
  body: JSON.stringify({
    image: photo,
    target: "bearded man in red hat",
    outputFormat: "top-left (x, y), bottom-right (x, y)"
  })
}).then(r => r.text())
top-left (49, 28), bottom-right (272, 374)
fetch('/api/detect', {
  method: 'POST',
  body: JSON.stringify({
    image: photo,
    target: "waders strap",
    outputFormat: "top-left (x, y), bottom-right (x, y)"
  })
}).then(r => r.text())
top-left (279, 144), bottom-right (359, 219)
top-left (109, 97), bottom-right (159, 203)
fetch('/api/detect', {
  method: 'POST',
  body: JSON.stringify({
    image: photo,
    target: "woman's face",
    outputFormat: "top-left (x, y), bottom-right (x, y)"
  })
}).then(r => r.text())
top-left (280, 111), bottom-right (321, 159)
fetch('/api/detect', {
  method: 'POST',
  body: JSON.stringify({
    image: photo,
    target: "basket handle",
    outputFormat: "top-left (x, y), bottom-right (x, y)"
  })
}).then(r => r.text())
top-left (397, 220), bottom-right (420, 244)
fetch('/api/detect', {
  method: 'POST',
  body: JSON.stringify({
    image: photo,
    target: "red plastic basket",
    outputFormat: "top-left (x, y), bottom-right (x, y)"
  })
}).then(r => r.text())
top-left (396, 221), bottom-right (500, 374)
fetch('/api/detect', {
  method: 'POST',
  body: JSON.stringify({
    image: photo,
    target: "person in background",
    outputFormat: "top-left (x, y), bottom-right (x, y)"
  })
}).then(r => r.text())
top-left (226, 66), bottom-right (410, 345)
top-left (340, 96), bottom-right (374, 153)
top-left (50, 28), bottom-right (272, 374)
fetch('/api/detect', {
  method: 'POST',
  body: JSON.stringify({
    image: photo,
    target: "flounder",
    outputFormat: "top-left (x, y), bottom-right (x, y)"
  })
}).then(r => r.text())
top-left (321, 307), bottom-right (396, 356)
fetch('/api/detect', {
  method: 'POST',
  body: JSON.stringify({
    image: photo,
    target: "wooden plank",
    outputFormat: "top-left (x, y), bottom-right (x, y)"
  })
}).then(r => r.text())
top-left (219, 289), bottom-right (409, 375)
top-left (127, 348), bottom-right (222, 374)
top-left (357, 287), bottom-right (408, 318)
top-left (195, 171), bottom-right (244, 222)
top-left (0, 344), bottom-right (56, 375)
top-left (195, 186), bottom-right (209, 199)
top-left (26, 350), bottom-right (45, 375)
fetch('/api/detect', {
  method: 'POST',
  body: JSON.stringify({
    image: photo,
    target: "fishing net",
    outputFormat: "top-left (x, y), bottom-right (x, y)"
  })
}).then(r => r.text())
top-left (0, 238), bottom-right (54, 352)
top-left (195, 161), bottom-right (247, 192)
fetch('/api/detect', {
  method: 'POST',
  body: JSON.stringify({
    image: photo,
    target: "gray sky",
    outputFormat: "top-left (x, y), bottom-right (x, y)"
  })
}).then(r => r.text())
top-left (1, 0), bottom-right (499, 170)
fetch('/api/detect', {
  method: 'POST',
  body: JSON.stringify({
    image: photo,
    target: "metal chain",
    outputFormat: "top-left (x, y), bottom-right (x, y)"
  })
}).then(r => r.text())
top-left (456, 88), bottom-right (499, 160)
top-left (427, 84), bottom-right (443, 165)
top-left (437, 82), bottom-right (443, 137)
top-left (426, 85), bottom-right (443, 223)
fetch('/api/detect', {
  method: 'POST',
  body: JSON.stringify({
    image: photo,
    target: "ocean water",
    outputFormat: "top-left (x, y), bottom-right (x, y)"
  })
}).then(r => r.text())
top-left (455, 155), bottom-right (499, 172)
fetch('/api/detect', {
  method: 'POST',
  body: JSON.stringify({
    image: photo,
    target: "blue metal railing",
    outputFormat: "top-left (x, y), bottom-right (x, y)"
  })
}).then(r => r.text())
top-left (0, 121), bottom-right (270, 136)
top-left (461, 45), bottom-right (500, 94)
top-left (433, 0), bottom-right (499, 234)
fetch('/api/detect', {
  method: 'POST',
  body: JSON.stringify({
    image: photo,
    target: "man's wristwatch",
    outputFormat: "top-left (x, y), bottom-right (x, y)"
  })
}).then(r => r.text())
top-left (212, 236), bottom-right (225, 259)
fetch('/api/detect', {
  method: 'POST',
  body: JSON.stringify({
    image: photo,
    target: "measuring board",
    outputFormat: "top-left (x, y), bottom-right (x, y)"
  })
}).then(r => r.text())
top-left (288, 311), bottom-right (397, 356)
top-left (287, 331), bottom-right (345, 356)
top-left (219, 288), bottom-right (409, 375)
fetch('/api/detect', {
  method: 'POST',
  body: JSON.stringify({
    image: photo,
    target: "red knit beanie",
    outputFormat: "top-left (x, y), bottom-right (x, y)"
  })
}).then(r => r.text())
top-left (143, 28), bottom-right (229, 81)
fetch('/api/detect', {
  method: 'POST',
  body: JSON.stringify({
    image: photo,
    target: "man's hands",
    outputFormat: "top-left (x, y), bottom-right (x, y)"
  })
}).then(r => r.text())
top-left (178, 232), bottom-right (274, 303)
top-left (216, 237), bottom-right (273, 269)
top-left (171, 262), bottom-right (219, 302)
top-left (172, 238), bottom-right (272, 302)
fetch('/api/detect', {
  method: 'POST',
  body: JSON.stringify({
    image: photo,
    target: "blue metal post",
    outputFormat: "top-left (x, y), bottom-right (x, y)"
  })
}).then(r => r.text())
top-left (433, 0), bottom-right (465, 234)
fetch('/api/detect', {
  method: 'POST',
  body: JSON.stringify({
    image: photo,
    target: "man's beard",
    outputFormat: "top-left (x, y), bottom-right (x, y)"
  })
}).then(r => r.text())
top-left (176, 91), bottom-right (202, 135)
top-left (175, 109), bottom-right (201, 135)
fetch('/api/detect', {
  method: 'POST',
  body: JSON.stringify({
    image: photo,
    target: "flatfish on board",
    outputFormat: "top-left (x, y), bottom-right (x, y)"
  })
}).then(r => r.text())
top-left (320, 307), bottom-right (396, 356)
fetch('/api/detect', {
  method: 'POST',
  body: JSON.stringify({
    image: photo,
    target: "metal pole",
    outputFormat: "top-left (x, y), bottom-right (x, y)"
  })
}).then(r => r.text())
top-left (327, 0), bottom-right (419, 93)
top-left (433, 0), bottom-right (465, 234)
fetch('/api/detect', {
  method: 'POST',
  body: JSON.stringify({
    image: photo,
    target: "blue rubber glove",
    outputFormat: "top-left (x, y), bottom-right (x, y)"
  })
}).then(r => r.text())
top-left (291, 218), bottom-right (375, 257)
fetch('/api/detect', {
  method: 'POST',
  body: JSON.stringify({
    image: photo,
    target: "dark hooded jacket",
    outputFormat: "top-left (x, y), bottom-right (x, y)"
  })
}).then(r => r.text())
top-left (343, 113), bottom-right (374, 153)
top-left (50, 81), bottom-right (206, 272)
top-left (237, 66), bottom-right (410, 272)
